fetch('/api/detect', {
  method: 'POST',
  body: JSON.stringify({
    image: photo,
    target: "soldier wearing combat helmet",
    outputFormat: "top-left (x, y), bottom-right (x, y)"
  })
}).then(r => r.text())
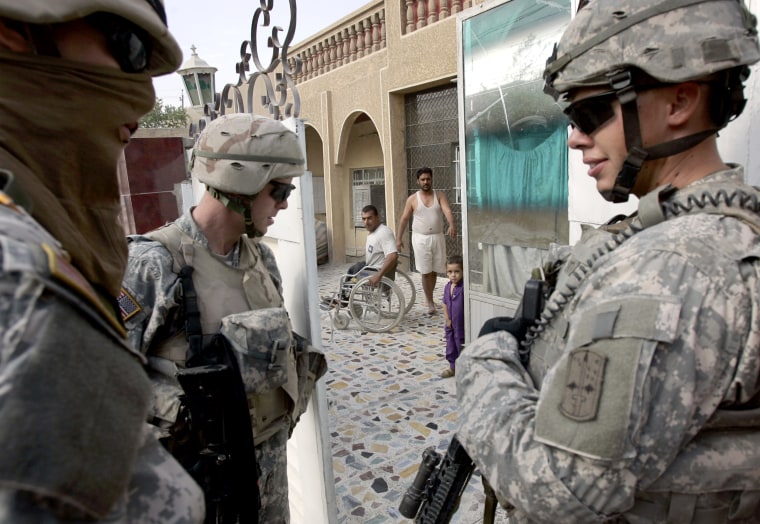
top-left (121, 112), bottom-right (326, 522)
top-left (0, 0), bottom-right (205, 522)
top-left (457, 1), bottom-right (760, 522)
top-left (192, 113), bottom-right (306, 238)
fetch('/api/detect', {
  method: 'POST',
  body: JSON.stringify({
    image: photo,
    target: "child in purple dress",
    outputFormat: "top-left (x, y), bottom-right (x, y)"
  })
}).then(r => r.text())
top-left (441, 255), bottom-right (464, 378)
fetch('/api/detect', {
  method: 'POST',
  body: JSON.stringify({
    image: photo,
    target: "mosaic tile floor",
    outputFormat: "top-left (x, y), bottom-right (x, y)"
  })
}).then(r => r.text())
top-left (317, 263), bottom-right (509, 523)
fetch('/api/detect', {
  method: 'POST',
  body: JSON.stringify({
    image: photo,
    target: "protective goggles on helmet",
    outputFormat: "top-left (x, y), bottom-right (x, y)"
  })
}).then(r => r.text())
top-left (269, 180), bottom-right (296, 203)
top-left (563, 90), bottom-right (617, 135)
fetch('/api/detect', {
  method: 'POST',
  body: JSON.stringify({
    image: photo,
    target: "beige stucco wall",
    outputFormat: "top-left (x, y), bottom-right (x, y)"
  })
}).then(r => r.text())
top-left (224, 1), bottom-right (467, 262)
top-left (292, 1), bottom-right (460, 263)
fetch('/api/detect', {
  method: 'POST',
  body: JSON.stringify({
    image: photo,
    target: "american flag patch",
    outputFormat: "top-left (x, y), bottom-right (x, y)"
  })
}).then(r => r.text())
top-left (118, 287), bottom-right (142, 321)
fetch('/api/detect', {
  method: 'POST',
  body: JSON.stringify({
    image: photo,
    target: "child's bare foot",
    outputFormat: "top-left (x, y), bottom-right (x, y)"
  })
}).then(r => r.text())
top-left (440, 368), bottom-right (455, 378)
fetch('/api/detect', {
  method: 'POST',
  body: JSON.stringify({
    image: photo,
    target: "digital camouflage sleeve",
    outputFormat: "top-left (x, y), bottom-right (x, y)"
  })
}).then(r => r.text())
top-left (0, 201), bottom-right (203, 523)
top-left (457, 170), bottom-right (760, 522)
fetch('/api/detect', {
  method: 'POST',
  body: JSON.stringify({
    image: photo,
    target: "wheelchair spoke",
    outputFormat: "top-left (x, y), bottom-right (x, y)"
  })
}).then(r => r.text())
top-left (348, 276), bottom-right (405, 332)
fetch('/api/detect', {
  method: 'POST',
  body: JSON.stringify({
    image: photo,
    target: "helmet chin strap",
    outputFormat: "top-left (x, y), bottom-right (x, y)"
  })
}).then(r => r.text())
top-left (207, 187), bottom-right (263, 238)
top-left (243, 206), bottom-right (263, 238)
top-left (602, 71), bottom-right (718, 203)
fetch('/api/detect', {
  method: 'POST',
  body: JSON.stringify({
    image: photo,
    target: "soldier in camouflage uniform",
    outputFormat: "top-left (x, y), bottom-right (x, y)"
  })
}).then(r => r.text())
top-left (121, 112), bottom-right (325, 523)
top-left (457, 0), bottom-right (760, 522)
top-left (0, 0), bottom-right (204, 522)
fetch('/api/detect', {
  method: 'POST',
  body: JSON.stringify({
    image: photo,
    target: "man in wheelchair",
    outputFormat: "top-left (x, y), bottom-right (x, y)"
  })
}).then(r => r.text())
top-left (348, 204), bottom-right (399, 286)
top-left (323, 204), bottom-right (399, 309)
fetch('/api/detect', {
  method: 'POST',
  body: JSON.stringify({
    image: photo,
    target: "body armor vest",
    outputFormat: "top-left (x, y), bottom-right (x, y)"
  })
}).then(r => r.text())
top-left (147, 223), bottom-right (282, 331)
top-left (146, 223), bottom-right (294, 443)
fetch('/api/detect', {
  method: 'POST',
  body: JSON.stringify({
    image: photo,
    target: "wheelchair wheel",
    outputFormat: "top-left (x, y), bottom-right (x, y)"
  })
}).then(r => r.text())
top-left (348, 276), bottom-right (405, 332)
top-left (395, 269), bottom-right (416, 315)
top-left (332, 310), bottom-right (350, 330)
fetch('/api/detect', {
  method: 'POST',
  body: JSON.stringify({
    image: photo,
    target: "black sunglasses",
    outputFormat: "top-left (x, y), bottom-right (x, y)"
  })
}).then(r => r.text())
top-left (85, 0), bottom-right (166, 74)
top-left (269, 181), bottom-right (296, 203)
top-left (86, 12), bottom-right (151, 73)
top-left (563, 90), bottom-right (618, 135)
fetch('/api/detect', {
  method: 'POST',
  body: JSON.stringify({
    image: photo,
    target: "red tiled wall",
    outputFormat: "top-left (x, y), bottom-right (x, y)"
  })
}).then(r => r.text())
top-left (122, 137), bottom-right (188, 234)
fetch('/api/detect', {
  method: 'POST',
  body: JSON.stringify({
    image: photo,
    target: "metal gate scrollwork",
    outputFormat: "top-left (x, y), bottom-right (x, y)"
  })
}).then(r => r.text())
top-left (218, 0), bottom-right (301, 120)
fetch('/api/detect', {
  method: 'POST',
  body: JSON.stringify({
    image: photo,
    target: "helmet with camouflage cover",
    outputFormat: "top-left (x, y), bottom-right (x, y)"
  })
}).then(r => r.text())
top-left (191, 113), bottom-right (305, 237)
top-left (543, 0), bottom-right (760, 202)
top-left (544, 0), bottom-right (760, 97)
top-left (0, 0), bottom-right (182, 75)
top-left (191, 113), bottom-right (305, 196)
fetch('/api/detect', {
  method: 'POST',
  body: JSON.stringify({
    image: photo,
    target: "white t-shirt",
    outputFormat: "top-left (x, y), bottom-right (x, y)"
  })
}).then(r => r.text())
top-left (365, 223), bottom-right (397, 269)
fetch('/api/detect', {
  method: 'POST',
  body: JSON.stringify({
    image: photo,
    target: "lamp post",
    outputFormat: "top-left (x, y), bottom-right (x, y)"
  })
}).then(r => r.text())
top-left (177, 46), bottom-right (218, 208)
top-left (177, 45), bottom-right (217, 109)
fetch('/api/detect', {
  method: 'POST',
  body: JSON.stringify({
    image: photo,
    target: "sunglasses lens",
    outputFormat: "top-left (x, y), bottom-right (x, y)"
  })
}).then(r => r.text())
top-left (564, 93), bottom-right (616, 135)
top-left (270, 182), bottom-right (295, 203)
top-left (88, 13), bottom-right (150, 73)
top-left (119, 32), bottom-right (148, 73)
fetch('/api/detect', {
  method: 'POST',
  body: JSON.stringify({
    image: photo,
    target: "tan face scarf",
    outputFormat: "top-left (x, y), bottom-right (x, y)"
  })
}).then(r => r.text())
top-left (0, 50), bottom-right (155, 298)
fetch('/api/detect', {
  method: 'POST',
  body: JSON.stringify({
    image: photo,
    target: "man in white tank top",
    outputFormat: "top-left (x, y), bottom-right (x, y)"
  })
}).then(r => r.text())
top-left (396, 167), bottom-right (456, 315)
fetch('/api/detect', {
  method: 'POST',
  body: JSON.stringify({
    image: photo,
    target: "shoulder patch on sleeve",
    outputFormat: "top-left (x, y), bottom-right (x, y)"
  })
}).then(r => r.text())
top-left (535, 339), bottom-right (644, 461)
top-left (118, 287), bottom-right (142, 322)
top-left (560, 349), bottom-right (606, 422)
top-left (534, 296), bottom-right (678, 461)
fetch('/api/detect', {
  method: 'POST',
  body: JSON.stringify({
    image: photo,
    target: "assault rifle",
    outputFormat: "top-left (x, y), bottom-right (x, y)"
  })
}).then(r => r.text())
top-left (174, 266), bottom-right (259, 524)
top-left (399, 279), bottom-right (545, 523)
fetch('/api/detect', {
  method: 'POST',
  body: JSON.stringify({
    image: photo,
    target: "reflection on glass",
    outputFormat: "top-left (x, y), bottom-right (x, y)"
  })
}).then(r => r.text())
top-left (462, 0), bottom-right (571, 300)
top-left (198, 73), bottom-right (213, 105)
top-left (183, 73), bottom-right (201, 106)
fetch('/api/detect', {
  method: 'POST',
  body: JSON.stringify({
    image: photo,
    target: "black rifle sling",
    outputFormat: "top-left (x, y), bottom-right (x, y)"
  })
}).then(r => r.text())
top-left (179, 266), bottom-right (203, 365)
top-left (179, 266), bottom-right (260, 523)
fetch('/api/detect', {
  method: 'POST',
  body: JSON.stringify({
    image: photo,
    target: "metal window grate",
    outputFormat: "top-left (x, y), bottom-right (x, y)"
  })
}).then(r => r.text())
top-left (351, 167), bottom-right (385, 225)
top-left (404, 85), bottom-right (462, 271)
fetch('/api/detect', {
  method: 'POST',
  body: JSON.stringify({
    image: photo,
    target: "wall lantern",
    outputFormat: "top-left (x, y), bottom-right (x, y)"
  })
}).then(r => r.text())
top-left (177, 45), bottom-right (217, 108)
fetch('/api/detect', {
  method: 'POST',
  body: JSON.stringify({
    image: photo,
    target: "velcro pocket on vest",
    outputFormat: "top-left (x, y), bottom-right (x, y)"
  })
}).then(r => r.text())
top-left (220, 307), bottom-right (292, 394)
top-left (534, 296), bottom-right (681, 461)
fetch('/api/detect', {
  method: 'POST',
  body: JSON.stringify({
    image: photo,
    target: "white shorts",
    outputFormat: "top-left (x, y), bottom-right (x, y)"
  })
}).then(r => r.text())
top-left (412, 232), bottom-right (446, 274)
